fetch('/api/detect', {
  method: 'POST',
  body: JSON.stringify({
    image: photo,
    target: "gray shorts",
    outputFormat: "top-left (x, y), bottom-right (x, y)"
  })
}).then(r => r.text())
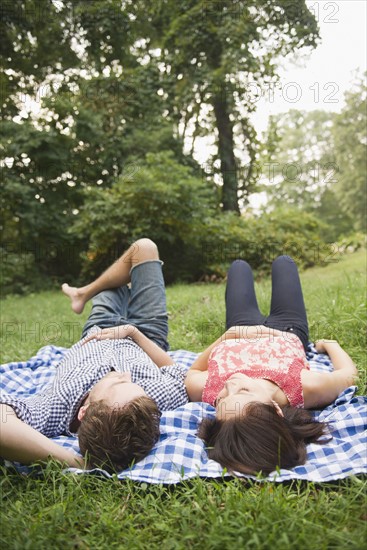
top-left (82, 260), bottom-right (169, 351)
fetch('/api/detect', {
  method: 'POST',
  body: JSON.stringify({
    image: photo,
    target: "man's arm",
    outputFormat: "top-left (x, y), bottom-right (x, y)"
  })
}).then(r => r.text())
top-left (0, 405), bottom-right (85, 468)
top-left (82, 325), bottom-right (175, 367)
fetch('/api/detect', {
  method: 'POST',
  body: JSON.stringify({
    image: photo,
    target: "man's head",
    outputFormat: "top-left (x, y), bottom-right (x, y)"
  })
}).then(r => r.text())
top-left (79, 371), bottom-right (147, 413)
top-left (77, 372), bottom-right (161, 472)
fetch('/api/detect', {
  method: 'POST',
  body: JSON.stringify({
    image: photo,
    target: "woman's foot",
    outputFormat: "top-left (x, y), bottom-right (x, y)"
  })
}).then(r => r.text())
top-left (61, 284), bottom-right (86, 314)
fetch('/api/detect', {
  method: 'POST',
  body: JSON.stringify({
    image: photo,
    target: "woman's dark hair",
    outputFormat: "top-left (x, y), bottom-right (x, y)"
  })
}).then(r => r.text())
top-left (198, 402), bottom-right (331, 475)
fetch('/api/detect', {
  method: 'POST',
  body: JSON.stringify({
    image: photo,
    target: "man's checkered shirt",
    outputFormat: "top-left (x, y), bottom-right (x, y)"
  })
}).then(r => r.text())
top-left (1, 327), bottom-right (188, 437)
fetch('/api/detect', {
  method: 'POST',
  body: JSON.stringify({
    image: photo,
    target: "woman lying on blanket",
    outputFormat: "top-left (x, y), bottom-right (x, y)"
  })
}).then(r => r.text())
top-left (185, 256), bottom-right (358, 475)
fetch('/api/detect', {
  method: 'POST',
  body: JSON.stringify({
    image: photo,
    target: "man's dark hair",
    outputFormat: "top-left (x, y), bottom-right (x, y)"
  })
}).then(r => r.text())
top-left (78, 396), bottom-right (161, 472)
top-left (198, 402), bottom-right (331, 475)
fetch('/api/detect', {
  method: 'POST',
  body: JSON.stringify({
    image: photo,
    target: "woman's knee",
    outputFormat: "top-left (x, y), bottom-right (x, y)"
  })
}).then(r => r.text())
top-left (227, 259), bottom-right (251, 275)
top-left (272, 255), bottom-right (296, 267)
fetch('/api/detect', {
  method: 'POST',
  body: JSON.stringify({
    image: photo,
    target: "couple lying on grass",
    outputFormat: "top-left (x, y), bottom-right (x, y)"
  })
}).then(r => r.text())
top-left (0, 238), bottom-right (358, 475)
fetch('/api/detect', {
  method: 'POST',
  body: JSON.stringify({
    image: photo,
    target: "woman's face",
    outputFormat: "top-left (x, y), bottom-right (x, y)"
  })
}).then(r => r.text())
top-left (215, 373), bottom-right (274, 421)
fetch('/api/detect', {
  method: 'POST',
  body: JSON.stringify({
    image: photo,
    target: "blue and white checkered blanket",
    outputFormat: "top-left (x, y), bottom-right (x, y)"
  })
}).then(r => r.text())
top-left (1, 345), bottom-right (366, 483)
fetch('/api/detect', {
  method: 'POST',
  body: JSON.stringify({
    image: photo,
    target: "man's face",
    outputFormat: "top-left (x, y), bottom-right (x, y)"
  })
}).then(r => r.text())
top-left (88, 371), bottom-right (146, 409)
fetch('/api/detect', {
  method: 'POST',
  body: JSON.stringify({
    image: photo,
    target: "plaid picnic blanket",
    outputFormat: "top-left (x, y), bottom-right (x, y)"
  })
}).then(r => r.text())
top-left (1, 345), bottom-right (366, 483)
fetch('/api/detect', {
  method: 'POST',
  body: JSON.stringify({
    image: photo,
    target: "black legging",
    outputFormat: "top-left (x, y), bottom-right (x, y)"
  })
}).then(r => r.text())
top-left (225, 256), bottom-right (309, 351)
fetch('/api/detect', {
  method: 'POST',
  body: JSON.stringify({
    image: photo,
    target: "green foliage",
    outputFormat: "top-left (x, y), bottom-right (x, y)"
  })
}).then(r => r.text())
top-left (71, 155), bottom-right (327, 283)
top-left (0, 0), bottom-right (79, 115)
top-left (196, 208), bottom-right (327, 279)
top-left (148, 0), bottom-right (320, 211)
top-left (260, 109), bottom-right (337, 208)
top-left (70, 151), bottom-right (218, 282)
top-left (0, 249), bottom-right (50, 296)
top-left (332, 74), bottom-right (367, 232)
top-left (259, 106), bottom-right (360, 241)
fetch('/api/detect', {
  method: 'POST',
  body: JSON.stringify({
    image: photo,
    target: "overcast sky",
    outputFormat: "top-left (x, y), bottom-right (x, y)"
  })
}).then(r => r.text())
top-left (252, 0), bottom-right (367, 134)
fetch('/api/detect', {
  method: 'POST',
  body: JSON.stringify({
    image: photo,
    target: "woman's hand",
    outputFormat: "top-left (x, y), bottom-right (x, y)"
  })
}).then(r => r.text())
top-left (315, 339), bottom-right (338, 354)
top-left (82, 324), bottom-right (136, 345)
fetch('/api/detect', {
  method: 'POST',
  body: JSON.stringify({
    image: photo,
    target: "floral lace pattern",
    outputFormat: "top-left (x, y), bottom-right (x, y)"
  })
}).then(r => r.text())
top-left (202, 333), bottom-right (310, 408)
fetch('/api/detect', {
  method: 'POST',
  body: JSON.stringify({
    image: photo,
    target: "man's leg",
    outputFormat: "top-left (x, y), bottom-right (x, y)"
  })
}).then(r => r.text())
top-left (225, 260), bottom-right (266, 329)
top-left (62, 239), bottom-right (158, 314)
top-left (126, 256), bottom-right (169, 351)
top-left (265, 255), bottom-right (309, 350)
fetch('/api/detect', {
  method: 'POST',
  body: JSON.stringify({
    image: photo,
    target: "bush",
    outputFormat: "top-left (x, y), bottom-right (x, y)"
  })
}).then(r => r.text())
top-left (335, 232), bottom-right (366, 254)
top-left (190, 208), bottom-right (328, 279)
top-left (0, 249), bottom-right (50, 296)
top-left (70, 150), bottom-right (219, 283)
top-left (71, 151), bottom-right (329, 284)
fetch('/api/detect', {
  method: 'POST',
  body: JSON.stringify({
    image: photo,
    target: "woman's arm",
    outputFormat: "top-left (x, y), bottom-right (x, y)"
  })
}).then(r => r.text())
top-left (302, 340), bottom-right (359, 408)
top-left (83, 325), bottom-right (175, 368)
top-left (0, 405), bottom-right (85, 468)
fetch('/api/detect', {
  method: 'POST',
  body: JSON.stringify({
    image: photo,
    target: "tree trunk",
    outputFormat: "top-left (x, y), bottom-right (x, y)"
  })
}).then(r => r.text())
top-left (213, 93), bottom-right (240, 213)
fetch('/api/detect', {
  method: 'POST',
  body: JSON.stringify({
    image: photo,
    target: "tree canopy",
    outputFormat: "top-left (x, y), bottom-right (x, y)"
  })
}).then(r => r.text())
top-left (1, 1), bottom-right (364, 294)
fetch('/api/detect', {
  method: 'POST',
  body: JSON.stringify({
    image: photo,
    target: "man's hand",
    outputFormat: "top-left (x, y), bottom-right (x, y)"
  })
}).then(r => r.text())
top-left (82, 324), bottom-right (137, 345)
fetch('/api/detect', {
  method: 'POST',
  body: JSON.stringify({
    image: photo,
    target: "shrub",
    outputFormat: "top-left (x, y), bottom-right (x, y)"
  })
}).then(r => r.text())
top-left (71, 150), bottom-right (329, 284)
top-left (0, 249), bottom-right (50, 296)
top-left (70, 150), bottom-right (219, 282)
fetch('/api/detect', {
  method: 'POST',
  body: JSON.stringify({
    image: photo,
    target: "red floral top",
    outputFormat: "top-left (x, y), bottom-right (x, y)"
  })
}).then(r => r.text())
top-left (202, 333), bottom-right (310, 408)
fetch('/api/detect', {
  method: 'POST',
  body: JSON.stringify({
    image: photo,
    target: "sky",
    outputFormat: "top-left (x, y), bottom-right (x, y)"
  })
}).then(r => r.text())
top-left (251, 0), bottom-right (367, 134)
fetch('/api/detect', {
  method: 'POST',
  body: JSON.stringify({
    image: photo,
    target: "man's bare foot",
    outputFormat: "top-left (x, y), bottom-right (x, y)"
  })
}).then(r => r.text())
top-left (61, 283), bottom-right (86, 314)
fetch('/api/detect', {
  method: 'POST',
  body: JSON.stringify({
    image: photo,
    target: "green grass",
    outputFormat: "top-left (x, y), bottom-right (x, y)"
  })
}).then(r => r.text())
top-left (1, 250), bottom-right (366, 549)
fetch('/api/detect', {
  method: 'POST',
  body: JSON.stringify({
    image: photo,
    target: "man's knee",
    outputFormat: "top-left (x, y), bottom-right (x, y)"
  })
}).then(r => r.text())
top-left (131, 238), bottom-right (159, 263)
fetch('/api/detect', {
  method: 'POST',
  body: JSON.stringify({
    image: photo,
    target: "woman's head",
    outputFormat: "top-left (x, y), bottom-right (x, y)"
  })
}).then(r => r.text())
top-left (214, 373), bottom-right (276, 420)
top-left (199, 402), bottom-right (330, 475)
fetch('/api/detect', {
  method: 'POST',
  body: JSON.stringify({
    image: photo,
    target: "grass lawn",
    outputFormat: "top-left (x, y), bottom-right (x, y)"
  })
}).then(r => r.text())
top-left (1, 250), bottom-right (366, 549)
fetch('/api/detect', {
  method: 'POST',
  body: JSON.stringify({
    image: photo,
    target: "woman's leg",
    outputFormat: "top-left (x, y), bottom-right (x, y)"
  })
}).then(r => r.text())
top-left (265, 255), bottom-right (309, 350)
top-left (62, 238), bottom-right (158, 314)
top-left (225, 260), bottom-right (266, 329)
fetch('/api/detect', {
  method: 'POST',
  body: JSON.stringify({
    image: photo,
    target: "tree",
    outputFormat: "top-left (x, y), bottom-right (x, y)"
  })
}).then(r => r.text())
top-left (332, 75), bottom-right (367, 232)
top-left (142, 0), bottom-right (319, 212)
top-left (1, 1), bottom-right (187, 283)
top-left (259, 109), bottom-right (338, 209)
top-left (259, 74), bottom-right (366, 239)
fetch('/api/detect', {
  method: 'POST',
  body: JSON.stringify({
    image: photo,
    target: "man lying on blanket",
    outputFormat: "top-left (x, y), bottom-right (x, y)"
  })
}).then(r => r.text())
top-left (0, 239), bottom-right (188, 472)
